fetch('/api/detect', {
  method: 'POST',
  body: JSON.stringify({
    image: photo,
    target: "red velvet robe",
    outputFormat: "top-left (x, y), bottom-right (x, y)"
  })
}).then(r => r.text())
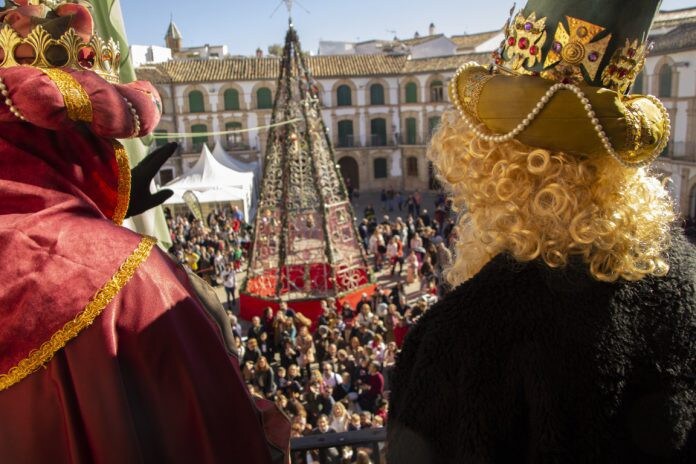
top-left (0, 122), bottom-right (288, 462)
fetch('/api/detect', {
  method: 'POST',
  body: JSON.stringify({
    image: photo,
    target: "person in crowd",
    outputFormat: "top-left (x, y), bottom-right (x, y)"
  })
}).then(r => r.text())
top-left (304, 381), bottom-right (334, 426)
top-left (358, 362), bottom-right (384, 413)
top-left (310, 414), bottom-right (341, 463)
top-left (242, 337), bottom-right (262, 366)
top-left (387, 235), bottom-right (404, 276)
top-left (329, 401), bottom-right (351, 433)
top-left (419, 255), bottom-right (435, 291)
top-left (222, 263), bottom-right (237, 308)
top-left (405, 250), bottom-right (420, 284)
top-left (388, 0), bottom-right (695, 462)
top-left (254, 356), bottom-right (277, 399)
top-left (247, 316), bottom-right (266, 342)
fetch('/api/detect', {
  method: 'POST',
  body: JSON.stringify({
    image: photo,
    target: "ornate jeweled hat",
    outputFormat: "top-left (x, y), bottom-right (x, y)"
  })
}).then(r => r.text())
top-left (0, 0), bottom-right (120, 83)
top-left (451, 0), bottom-right (670, 166)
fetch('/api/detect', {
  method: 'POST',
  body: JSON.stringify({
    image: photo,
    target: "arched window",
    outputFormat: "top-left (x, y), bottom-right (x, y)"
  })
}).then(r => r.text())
top-left (632, 72), bottom-right (644, 94)
top-left (405, 82), bottom-right (418, 103)
top-left (407, 156), bottom-right (419, 177)
top-left (405, 117), bottom-right (417, 145)
top-left (337, 120), bottom-right (354, 147)
top-left (430, 80), bottom-right (444, 102)
top-left (257, 87), bottom-right (273, 109)
top-left (370, 84), bottom-right (385, 105)
top-left (337, 85), bottom-right (352, 106)
top-left (374, 158), bottom-right (388, 179)
top-left (191, 124), bottom-right (208, 151)
top-left (224, 89), bottom-right (240, 111)
top-left (370, 118), bottom-right (387, 146)
top-left (188, 90), bottom-right (205, 113)
top-left (659, 65), bottom-right (673, 98)
top-left (226, 121), bottom-right (243, 147)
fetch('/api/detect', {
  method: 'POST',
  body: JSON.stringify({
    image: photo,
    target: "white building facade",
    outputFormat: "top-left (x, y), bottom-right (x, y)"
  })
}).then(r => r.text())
top-left (137, 8), bottom-right (696, 221)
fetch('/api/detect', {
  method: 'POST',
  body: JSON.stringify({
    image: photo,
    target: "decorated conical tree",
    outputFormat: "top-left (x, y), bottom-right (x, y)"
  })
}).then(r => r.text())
top-left (240, 24), bottom-right (375, 321)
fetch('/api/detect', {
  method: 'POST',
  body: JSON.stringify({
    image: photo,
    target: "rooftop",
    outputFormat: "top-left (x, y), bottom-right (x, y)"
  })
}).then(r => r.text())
top-left (451, 30), bottom-right (502, 51)
top-left (137, 54), bottom-right (409, 84)
top-left (653, 7), bottom-right (696, 29)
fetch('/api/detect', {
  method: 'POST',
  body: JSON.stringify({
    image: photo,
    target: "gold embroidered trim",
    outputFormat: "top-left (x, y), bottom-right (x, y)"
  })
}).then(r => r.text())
top-left (461, 71), bottom-right (494, 121)
top-left (112, 140), bottom-right (131, 225)
top-left (40, 68), bottom-right (93, 122)
top-left (0, 235), bottom-right (156, 392)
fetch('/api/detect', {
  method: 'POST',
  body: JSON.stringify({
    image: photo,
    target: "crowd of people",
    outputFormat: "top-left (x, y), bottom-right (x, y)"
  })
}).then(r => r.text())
top-left (165, 205), bottom-right (252, 307)
top-left (162, 191), bottom-right (456, 463)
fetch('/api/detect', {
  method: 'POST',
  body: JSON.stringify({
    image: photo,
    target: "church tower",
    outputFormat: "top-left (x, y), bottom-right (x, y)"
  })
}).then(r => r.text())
top-left (164, 18), bottom-right (182, 53)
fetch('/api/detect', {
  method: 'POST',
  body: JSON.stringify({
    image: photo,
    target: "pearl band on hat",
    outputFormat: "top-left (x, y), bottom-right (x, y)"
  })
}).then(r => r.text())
top-left (450, 62), bottom-right (671, 167)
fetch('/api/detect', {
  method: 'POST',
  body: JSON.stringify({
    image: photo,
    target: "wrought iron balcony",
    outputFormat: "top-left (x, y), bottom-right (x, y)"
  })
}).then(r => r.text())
top-left (337, 134), bottom-right (355, 148)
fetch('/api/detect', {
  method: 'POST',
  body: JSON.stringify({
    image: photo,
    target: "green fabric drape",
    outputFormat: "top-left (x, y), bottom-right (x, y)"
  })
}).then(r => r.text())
top-left (91, 0), bottom-right (172, 248)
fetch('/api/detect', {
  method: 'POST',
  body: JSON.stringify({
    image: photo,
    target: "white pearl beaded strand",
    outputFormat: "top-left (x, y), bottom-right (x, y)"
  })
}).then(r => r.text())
top-left (450, 63), bottom-right (617, 154)
top-left (0, 76), bottom-right (26, 121)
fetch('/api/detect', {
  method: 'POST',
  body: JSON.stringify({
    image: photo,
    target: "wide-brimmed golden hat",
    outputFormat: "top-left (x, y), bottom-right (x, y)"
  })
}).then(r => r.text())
top-left (450, 0), bottom-right (670, 166)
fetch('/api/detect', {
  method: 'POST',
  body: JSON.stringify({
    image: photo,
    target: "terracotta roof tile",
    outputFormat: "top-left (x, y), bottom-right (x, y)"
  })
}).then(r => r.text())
top-left (654, 8), bottom-right (696, 29)
top-left (137, 55), bottom-right (409, 83)
top-left (134, 65), bottom-right (172, 84)
top-left (651, 23), bottom-right (696, 54)
top-left (401, 34), bottom-right (445, 47)
top-left (451, 30), bottom-right (502, 51)
top-left (403, 53), bottom-right (490, 74)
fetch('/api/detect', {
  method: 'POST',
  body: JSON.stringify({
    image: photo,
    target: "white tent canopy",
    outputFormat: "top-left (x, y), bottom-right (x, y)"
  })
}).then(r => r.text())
top-left (164, 144), bottom-right (255, 221)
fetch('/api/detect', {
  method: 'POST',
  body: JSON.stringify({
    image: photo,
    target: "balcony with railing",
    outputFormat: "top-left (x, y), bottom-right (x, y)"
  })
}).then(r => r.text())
top-left (291, 428), bottom-right (387, 464)
top-left (337, 134), bottom-right (355, 148)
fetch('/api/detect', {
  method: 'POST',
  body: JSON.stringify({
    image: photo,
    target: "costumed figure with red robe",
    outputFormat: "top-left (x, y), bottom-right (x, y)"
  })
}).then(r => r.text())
top-left (0, 1), bottom-right (289, 462)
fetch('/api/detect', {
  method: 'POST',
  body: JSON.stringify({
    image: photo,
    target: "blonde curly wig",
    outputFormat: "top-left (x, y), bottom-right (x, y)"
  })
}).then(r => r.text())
top-left (430, 110), bottom-right (676, 286)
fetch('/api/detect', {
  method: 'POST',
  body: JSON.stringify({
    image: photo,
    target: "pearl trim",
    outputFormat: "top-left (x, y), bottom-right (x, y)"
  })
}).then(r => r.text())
top-left (0, 76), bottom-right (26, 121)
top-left (123, 97), bottom-right (141, 138)
top-left (450, 62), bottom-right (671, 167)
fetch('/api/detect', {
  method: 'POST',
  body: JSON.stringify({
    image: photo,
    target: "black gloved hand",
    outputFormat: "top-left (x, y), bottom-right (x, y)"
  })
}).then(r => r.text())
top-left (125, 142), bottom-right (177, 218)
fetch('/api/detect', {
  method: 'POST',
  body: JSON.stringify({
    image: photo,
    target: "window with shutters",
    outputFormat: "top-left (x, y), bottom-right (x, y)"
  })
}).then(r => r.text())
top-left (257, 87), bottom-right (273, 109)
top-left (405, 82), bottom-right (418, 103)
top-left (337, 85), bottom-right (352, 106)
top-left (224, 89), bottom-right (240, 110)
top-left (370, 84), bottom-right (385, 105)
top-left (374, 158), bottom-right (388, 179)
top-left (188, 90), bottom-right (205, 113)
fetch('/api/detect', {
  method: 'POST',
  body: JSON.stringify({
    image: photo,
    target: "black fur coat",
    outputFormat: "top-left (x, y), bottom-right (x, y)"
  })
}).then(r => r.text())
top-left (388, 234), bottom-right (695, 463)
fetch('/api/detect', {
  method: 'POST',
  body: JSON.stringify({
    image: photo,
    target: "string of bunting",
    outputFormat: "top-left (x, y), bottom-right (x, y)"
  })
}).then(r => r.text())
top-left (150, 118), bottom-right (304, 139)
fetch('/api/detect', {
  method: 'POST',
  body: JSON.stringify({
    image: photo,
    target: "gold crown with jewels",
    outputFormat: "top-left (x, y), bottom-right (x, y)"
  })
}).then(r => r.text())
top-left (0, 0), bottom-right (120, 83)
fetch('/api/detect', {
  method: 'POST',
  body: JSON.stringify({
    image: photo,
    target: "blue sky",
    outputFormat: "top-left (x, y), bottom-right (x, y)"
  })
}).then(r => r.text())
top-left (121, 0), bottom-right (696, 56)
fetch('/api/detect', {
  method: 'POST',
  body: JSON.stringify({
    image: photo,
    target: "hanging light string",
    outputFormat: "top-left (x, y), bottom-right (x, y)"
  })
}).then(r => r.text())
top-left (150, 117), bottom-right (304, 139)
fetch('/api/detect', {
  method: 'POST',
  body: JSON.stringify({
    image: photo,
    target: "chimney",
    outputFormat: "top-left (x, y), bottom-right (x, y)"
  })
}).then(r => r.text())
top-left (256, 48), bottom-right (263, 58)
top-left (414, 31), bottom-right (420, 38)
top-left (429, 22), bottom-right (435, 35)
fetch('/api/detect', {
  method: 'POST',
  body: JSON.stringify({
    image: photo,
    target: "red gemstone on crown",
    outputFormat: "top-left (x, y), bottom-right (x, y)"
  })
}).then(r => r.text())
top-left (608, 65), bottom-right (617, 75)
top-left (619, 68), bottom-right (628, 78)
top-left (78, 46), bottom-right (96, 69)
top-left (518, 38), bottom-right (529, 50)
top-left (529, 45), bottom-right (538, 55)
top-left (627, 48), bottom-right (636, 57)
top-left (508, 37), bottom-right (516, 46)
